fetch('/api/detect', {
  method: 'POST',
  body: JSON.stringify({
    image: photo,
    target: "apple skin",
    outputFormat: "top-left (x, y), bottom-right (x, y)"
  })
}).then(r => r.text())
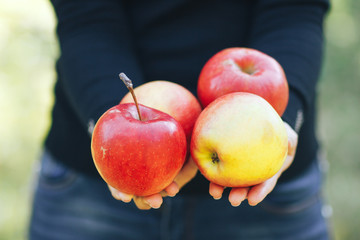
top-left (190, 92), bottom-right (288, 187)
top-left (197, 47), bottom-right (289, 116)
top-left (120, 81), bottom-right (202, 141)
top-left (91, 103), bottom-right (187, 196)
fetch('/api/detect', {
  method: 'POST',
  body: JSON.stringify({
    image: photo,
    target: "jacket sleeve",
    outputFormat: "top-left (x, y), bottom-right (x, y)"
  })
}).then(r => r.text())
top-left (247, 0), bottom-right (329, 132)
top-left (50, 0), bottom-right (144, 130)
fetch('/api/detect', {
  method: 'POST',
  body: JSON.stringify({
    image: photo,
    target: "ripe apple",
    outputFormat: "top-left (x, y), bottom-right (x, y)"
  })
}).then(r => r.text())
top-left (91, 103), bottom-right (187, 196)
top-left (91, 73), bottom-right (187, 196)
top-left (190, 92), bottom-right (288, 187)
top-left (197, 47), bottom-right (289, 116)
top-left (120, 81), bottom-right (202, 141)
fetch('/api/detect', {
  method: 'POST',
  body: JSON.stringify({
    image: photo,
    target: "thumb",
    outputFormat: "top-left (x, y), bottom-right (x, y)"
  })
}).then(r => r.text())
top-left (173, 157), bottom-right (198, 189)
top-left (284, 122), bottom-right (298, 156)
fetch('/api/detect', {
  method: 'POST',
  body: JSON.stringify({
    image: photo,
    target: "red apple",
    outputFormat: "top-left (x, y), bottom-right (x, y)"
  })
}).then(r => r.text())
top-left (197, 47), bottom-right (289, 116)
top-left (120, 81), bottom-right (202, 141)
top-left (91, 73), bottom-right (187, 196)
top-left (191, 92), bottom-right (288, 187)
top-left (91, 103), bottom-right (187, 196)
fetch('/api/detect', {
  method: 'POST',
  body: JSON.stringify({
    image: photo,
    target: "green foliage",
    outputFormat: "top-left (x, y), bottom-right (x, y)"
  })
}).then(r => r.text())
top-left (0, 0), bottom-right (58, 239)
top-left (0, 0), bottom-right (359, 239)
top-left (318, 1), bottom-right (360, 239)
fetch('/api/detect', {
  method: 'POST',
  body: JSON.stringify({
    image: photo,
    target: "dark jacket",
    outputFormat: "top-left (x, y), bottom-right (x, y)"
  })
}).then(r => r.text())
top-left (45, 0), bottom-right (329, 194)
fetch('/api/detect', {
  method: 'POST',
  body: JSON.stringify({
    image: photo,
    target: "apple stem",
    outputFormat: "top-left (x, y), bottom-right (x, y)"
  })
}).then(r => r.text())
top-left (119, 72), bottom-right (143, 121)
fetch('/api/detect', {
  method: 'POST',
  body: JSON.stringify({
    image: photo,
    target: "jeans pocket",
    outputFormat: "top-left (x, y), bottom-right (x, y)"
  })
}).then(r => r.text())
top-left (38, 150), bottom-right (78, 191)
top-left (259, 161), bottom-right (322, 215)
top-left (259, 192), bottom-right (321, 215)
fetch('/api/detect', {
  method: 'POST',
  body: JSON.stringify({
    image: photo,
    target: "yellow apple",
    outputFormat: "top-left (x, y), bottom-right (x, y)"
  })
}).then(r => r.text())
top-left (190, 92), bottom-right (288, 187)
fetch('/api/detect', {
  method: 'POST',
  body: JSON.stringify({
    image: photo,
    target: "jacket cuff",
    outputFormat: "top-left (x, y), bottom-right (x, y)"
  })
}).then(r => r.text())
top-left (281, 88), bottom-right (305, 133)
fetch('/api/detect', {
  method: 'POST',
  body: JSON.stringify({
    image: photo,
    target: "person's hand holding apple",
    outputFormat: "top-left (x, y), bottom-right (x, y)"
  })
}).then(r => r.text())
top-left (97, 75), bottom-right (201, 210)
top-left (208, 122), bottom-right (298, 207)
top-left (108, 156), bottom-right (198, 210)
top-left (192, 48), bottom-right (296, 206)
top-left (94, 45), bottom-right (294, 209)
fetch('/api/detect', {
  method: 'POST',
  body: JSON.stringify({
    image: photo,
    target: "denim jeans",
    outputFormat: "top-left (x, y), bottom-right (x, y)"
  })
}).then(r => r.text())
top-left (28, 150), bottom-right (330, 240)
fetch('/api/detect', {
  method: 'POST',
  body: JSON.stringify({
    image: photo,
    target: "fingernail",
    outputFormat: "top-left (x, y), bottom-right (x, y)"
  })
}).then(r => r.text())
top-left (213, 195), bottom-right (222, 200)
top-left (118, 193), bottom-right (131, 203)
top-left (248, 201), bottom-right (259, 207)
top-left (174, 188), bottom-right (179, 195)
top-left (231, 201), bottom-right (241, 207)
top-left (149, 203), bottom-right (161, 209)
top-left (168, 189), bottom-right (178, 197)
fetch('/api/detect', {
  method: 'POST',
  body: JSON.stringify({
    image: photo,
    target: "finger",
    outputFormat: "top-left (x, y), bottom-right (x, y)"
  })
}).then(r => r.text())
top-left (284, 122), bottom-right (298, 156)
top-left (108, 185), bottom-right (133, 203)
top-left (173, 157), bottom-right (198, 189)
top-left (164, 182), bottom-right (179, 197)
top-left (244, 123), bottom-right (298, 207)
top-left (228, 187), bottom-right (249, 207)
top-left (281, 155), bottom-right (294, 173)
top-left (209, 182), bottom-right (225, 200)
top-left (144, 194), bottom-right (163, 209)
top-left (133, 196), bottom-right (152, 210)
top-left (287, 137), bottom-right (297, 157)
top-left (247, 174), bottom-right (279, 206)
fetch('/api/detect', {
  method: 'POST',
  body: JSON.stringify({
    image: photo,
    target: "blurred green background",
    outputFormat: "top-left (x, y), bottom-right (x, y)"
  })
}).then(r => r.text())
top-left (0, 0), bottom-right (359, 239)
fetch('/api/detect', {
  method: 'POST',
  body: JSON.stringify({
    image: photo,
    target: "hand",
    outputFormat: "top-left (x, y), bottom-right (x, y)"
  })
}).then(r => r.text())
top-left (209, 122), bottom-right (298, 207)
top-left (108, 157), bottom-right (198, 210)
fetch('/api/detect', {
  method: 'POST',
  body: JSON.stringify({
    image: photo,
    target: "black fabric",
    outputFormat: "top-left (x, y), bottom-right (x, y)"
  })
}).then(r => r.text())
top-left (45, 0), bottom-right (330, 194)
